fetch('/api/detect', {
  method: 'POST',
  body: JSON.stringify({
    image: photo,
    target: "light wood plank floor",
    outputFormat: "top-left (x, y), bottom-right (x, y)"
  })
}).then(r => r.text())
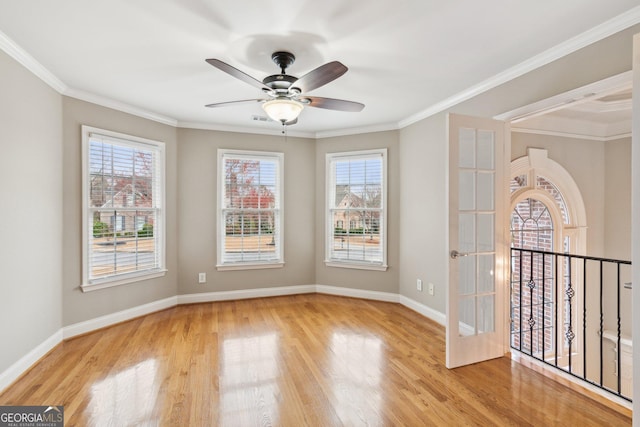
top-left (0, 294), bottom-right (631, 426)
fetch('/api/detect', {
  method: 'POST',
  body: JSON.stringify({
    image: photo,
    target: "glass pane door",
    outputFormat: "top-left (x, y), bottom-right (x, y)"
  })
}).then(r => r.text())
top-left (446, 113), bottom-right (507, 369)
top-left (457, 128), bottom-right (496, 337)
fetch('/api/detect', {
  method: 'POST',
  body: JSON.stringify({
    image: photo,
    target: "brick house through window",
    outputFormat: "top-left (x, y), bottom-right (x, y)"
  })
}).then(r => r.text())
top-left (96, 184), bottom-right (154, 235)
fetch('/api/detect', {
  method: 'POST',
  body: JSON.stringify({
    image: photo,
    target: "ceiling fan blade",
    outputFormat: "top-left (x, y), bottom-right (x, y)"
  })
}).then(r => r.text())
top-left (304, 96), bottom-right (364, 112)
top-left (205, 99), bottom-right (265, 108)
top-left (284, 118), bottom-right (298, 126)
top-left (205, 59), bottom-right (270, 90)
top-left (292, 61), bottom-right (348, 93)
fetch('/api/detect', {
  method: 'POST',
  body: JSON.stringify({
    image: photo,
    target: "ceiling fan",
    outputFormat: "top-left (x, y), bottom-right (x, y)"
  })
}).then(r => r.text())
top-left (205, 51), bottom-right (364, 126)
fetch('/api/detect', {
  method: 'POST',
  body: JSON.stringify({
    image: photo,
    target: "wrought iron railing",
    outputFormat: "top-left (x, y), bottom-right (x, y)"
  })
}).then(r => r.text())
top-left (510, 247), bottom-right (632, 402)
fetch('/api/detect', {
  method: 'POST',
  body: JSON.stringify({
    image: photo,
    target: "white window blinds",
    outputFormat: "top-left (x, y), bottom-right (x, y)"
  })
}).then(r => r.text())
top-left (83, 128), bottom-right (165, 288)
top-left (218, 150), bottom-right (283, 268)
top-left (327, 149), bottom-right (387, 268)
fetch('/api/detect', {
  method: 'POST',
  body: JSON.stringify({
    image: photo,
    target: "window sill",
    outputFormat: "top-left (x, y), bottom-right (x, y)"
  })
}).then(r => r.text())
top-left (324, 261), bottom-right (388, 272)
top-left (81, 269), bottom-right (167, 292)
top-left (216, 262), bottom-right (285, 271)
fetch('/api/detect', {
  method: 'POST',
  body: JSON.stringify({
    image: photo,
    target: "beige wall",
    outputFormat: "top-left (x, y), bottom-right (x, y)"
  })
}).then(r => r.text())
top-left (0, 50), bottom-right (63, 373)
top-left (604, 137), bottom-right (632, 260)
top-left (61, 97), bottom-right (179, 326)
top-left (315, 131), bottom-right (400, 293)
top-left (177, 128), bottom-right (316, 293)
top-left (604, 137), bottom-right (632, 343)
top-left (398, 113), bottom-right (448, 313)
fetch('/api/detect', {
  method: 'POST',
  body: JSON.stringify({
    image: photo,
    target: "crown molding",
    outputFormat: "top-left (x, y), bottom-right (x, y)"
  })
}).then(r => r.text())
top-left (570, 98), bottom-right (632, 114)
top-left (178, 120), bottom-right (399, 139)
top-left (603, 132), bottom-right (632, 141)
top-left (314, 122), bottom-right (399, 139)
top-left (177, 121), bottom-right (316, 138)
top-left (64, 88), bottom-right (178, 127)
top-left (399, 6), bottom-right (640, 129)
top-left (0, 30), bottom-right (180, 127)
top-left (511, 127), bottom-right (631, 142)
top-left (496, 71), bottom-right (633, 123)
top-left (0, 28), bottom-right (386, 137)
top-left (0, 29), bottom-right (67, 93)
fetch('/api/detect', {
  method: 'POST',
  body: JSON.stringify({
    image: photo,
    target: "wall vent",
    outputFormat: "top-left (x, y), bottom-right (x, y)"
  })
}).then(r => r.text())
top-left (251, 115), bottom-right (273, 122)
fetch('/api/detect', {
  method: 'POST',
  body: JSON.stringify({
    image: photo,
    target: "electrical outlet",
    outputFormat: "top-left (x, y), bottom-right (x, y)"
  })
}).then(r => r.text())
top-left (428, 282), bottom-right (435, 296)
top-left (417, 279), bottom-right (423, 291)
top-left (198, 272), bottom-right (206, 284)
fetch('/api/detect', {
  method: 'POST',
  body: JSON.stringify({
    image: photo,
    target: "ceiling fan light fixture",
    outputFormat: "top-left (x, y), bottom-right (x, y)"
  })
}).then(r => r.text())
top-left (262, 98), bottom-right (304, 123)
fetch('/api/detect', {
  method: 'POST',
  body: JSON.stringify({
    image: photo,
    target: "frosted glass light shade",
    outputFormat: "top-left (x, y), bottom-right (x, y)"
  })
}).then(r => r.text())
top-left (262, 99), bottom-right (304, 123)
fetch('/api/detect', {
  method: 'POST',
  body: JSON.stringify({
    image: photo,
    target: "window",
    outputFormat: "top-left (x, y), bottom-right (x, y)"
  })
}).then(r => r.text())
top-left (326, 149), bottom-right (387, 270)
top-left (111, 215), bottom-right (125, 232)
top-left (509, 148), bottom-right (587, 366)
top-left (82, 126), bottom-right (166, 291)
top-left (218, 149), bottom-right (283, 270)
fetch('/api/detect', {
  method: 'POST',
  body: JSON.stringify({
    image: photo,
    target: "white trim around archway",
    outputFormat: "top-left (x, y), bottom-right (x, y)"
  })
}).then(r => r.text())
top-left (510, 147), bottom-right (587, 254)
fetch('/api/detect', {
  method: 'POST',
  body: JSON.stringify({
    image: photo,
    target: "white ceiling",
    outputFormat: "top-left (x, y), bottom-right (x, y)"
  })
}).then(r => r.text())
top-left (1, 1), bottom-right (639, 137)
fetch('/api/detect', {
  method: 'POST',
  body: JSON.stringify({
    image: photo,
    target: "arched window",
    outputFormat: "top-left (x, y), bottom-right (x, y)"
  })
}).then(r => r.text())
top-left (510, 148), bottom-right (586, 365)
top-left (510, 148), bottom-right (586, 250)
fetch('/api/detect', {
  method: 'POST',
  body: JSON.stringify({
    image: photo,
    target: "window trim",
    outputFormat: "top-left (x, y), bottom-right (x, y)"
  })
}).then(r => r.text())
top-left (216, 149), bottom-right (284, 271)
top-left (325, 148), bottom-right (388, 271)
top-left (81, 125), bottom-right (166, 292)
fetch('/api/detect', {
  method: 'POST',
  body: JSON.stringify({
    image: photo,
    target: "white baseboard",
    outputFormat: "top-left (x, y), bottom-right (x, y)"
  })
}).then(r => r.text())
top-left (1, 285), bottom-right (446, 395)
top-left (316, 285), bottom-right (399, 303)
top-left (0, 329), bottom-right (63, 393)
top-left (177, 285), bottom-right (315, 305)
top-left (62, 296), bottom-right (178, 340)
top-left (176, 284), bottom-right (400, 306)
top-left (399, 295), bottom-right (446, 326)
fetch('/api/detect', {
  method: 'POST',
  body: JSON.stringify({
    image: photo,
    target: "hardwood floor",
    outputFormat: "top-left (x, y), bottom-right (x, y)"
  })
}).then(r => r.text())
top-left (0, 294), bottom-right (631, 426)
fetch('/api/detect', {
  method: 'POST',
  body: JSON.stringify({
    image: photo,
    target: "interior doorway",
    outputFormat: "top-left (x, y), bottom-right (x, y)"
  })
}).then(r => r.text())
top-left (498, 72), bottom-right (633, 404)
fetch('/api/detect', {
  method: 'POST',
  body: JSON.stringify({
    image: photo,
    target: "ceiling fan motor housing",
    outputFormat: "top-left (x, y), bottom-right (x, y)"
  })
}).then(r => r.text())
top-left (271, 51), bottom-right (295, 72)
top-left (262, 51), bottom-right (298, 91)
top-left (263, 73), bottom-right (297, 91)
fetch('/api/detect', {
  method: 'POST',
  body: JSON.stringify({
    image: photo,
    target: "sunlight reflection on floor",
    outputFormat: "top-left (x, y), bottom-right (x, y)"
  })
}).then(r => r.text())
top-left (89, 359), bottom-right (159, 426)
top-left (330, 331), bottom-right (383, 425)
top-left (220, 333), bottom-right (280, 426)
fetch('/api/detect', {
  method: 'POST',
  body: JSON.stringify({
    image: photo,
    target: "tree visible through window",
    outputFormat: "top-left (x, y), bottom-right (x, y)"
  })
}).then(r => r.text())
top-left (218, 150), bottom-right (283, 268)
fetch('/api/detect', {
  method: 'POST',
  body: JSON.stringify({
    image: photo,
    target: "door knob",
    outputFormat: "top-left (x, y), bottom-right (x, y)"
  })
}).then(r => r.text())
top-left (450, 250), bottom-right (469, 259)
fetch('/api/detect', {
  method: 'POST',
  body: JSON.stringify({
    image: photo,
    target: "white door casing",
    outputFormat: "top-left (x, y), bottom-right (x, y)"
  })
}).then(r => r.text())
top-left (630, 32), bottom-right (639, 423)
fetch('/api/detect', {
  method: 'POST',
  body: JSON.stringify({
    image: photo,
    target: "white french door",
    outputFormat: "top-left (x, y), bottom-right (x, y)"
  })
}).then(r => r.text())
top-left (446, 113), bottom-right (508, 368)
